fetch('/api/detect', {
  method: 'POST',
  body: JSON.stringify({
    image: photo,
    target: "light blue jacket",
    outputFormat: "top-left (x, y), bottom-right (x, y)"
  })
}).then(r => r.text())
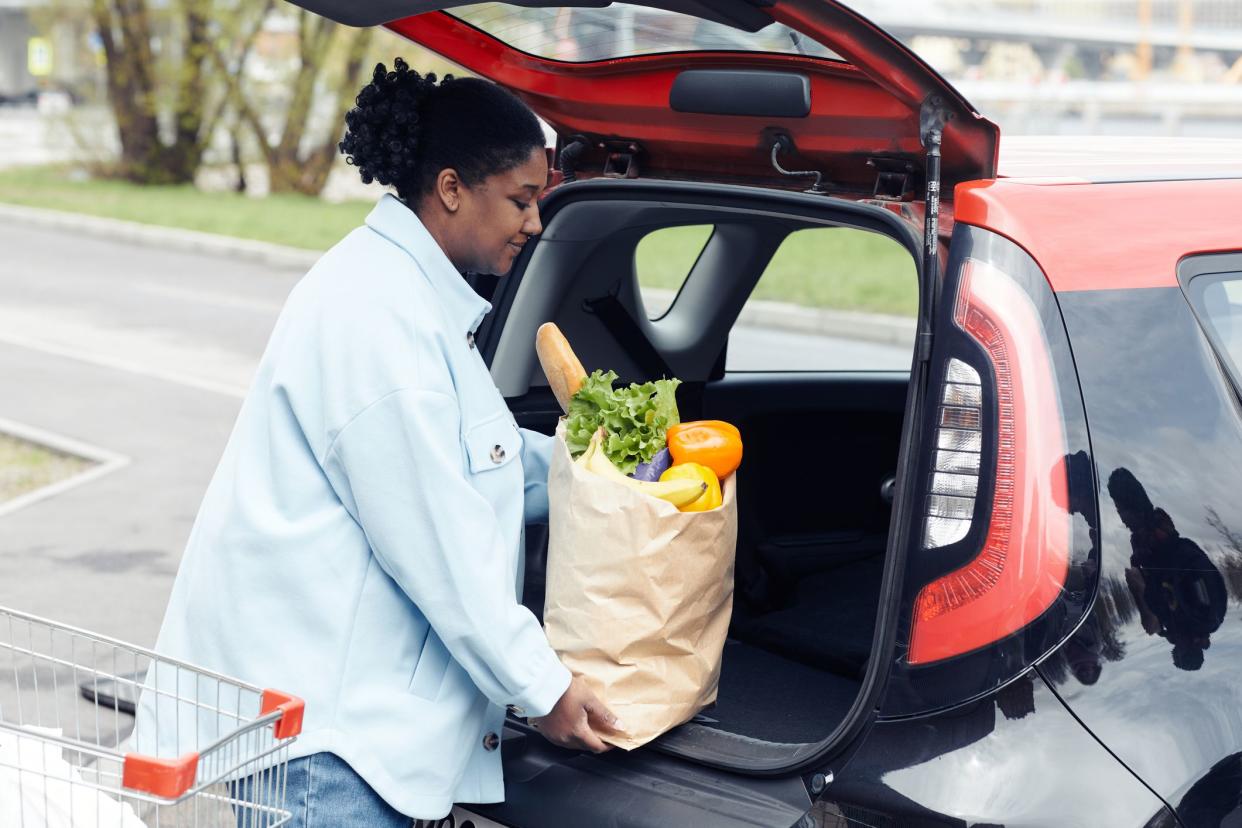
top-left (140, 194), bottom-right (571, 818)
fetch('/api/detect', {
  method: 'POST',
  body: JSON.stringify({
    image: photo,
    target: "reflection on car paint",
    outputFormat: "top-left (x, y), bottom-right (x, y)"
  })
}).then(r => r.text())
top-left (821, 671), bottom-right (1171, 825)
top-left (1042, 287), bottom-right (1242, 825)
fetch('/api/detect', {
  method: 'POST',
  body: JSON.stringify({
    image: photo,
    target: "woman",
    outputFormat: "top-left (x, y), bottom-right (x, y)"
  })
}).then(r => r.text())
top-left (142, 59), bottom-right (620, 826)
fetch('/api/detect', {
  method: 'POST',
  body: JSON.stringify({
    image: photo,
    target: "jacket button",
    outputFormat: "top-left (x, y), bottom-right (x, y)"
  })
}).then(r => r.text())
top-left (490, 444), bottom-right (506, 464)
top-left (483, 731), bottom-right (500, 751)
top-left (466, 332), bottom-right (476, 350)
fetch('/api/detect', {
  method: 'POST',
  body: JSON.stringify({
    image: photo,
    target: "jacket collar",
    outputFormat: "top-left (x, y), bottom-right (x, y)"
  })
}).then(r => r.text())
top-left (365, 193), bottom-right (492, 334)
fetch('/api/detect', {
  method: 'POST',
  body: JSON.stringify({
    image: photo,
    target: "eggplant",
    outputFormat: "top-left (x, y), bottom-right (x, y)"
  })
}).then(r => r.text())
top-left (631, 447), bottom-right (672, 481)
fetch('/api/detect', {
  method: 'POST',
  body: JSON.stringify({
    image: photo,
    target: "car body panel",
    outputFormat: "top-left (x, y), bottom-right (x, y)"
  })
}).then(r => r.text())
top-left (381, 0), bottom-right (997, 194)
top-left (1039, 285), bottom-right (1242, 826)
top-left (820, 671), bottom-right (1174, 827)
top-left (996, 136), bottom-right (1242, 182)
top-left (955, 177), bottom-right (1242, 292)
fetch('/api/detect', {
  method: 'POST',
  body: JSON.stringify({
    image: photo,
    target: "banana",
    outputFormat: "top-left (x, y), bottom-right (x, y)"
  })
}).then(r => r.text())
top-left (577, 430), bottom-right (707, 508)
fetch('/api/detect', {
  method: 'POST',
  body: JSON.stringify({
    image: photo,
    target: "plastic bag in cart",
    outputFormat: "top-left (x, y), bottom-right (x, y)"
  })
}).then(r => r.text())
top-left (0, 726), bottom-right (145, 828)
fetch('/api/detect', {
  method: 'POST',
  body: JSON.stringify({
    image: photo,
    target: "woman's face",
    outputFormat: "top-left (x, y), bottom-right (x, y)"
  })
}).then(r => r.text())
top-left (454, 147), bottom-right (548, 276)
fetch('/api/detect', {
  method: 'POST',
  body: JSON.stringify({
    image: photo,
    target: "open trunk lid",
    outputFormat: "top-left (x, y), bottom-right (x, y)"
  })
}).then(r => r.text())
top-left (292, 0), bottom-right (998, 198)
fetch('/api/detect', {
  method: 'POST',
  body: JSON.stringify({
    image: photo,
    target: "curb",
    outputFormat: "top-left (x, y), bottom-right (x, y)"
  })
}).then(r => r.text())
top-left (0, 202), bottom-right (323, 272)
top-left (0, 202), bottom-right (916, 346)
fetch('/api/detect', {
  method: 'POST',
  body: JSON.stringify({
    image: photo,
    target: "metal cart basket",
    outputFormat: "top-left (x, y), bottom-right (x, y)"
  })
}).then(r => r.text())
top-left (0, 605), bottom-right (304, 827)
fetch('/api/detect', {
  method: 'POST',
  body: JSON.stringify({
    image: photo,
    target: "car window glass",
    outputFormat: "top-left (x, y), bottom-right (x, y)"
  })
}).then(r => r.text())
top-left (1193, 275), bottom-right (1242, 388)
top-left (635, 225), bottom-right (713, 319)
top-left (448, 4), bottom-right (841, 63)
top-left (727, 227), bottom-right (916, 372)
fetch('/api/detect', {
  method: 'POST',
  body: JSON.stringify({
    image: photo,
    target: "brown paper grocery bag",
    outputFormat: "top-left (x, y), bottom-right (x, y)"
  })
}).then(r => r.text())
top-left (543, 425), bottom-right (737, 750)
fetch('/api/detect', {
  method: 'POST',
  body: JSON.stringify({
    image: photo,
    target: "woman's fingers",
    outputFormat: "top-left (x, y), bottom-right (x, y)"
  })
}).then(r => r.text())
top-left (573, 720), bottom-right (611, 753)
top-left (584, 698), bottom-right (625, 734)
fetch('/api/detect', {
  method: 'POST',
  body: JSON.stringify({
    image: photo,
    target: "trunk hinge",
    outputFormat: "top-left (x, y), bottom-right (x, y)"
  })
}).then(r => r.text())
top-left (916, 96), bottom-right (952, 364)
top-left (867, 156), bottom-right (917, 201)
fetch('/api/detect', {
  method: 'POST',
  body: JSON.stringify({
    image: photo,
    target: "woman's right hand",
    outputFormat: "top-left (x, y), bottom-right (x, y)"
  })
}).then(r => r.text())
top-left (530, 676), bottom-right (624, 753)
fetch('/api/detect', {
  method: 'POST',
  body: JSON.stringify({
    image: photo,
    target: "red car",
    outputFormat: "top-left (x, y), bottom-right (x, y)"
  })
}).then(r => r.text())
top-left (293, 1), bottom-right (1242, 825)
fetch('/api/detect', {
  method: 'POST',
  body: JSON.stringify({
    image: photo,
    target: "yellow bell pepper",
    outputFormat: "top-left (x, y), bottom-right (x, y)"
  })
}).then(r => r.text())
top-left (660, 462), bottom-right (722, 512)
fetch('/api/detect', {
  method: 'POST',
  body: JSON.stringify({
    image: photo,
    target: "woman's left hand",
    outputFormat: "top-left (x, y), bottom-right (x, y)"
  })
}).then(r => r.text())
top-left (530, 675), bottom-right (625, 753)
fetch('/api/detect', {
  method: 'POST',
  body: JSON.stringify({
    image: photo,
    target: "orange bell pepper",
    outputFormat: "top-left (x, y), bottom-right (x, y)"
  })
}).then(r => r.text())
top-left (666, 420), bottom-right (743, 479)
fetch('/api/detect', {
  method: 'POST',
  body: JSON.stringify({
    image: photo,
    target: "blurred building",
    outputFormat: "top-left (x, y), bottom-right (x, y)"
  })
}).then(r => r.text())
top-left (0, 0), bottom-right (96, 104)
top-left (0, 0), bottom-right (39, 100)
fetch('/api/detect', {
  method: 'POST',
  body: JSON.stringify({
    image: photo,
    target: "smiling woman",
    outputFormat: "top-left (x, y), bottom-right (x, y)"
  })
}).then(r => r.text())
top-left (139, 57), bottom-right (617, 828)
top-left (338, 58), bottom-right (548, 276)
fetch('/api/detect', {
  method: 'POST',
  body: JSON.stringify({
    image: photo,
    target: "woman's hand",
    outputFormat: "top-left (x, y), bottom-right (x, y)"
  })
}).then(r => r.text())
top-left (530, 676), bottom-right (624, 753)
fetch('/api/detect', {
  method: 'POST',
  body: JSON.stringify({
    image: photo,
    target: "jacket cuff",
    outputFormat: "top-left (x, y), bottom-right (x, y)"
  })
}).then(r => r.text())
top-left (512, 658), bottom-right (572, 719)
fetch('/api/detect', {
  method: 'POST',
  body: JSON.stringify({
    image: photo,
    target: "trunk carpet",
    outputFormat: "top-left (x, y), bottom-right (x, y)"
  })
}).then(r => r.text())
top-left (696, 639), bottom-right (861, 744)
top-left (731, 555), bottom-right (884, 678)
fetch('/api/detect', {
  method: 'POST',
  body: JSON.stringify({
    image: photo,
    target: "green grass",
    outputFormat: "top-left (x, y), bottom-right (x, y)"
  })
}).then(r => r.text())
top-left (635, 224), bottom-right (917, 317)
top-left (0, 433), bottom-right (95, 503)
top-left (0, 167), bottom-right (918, 316)
top-left (0, 166), bottom-right (370, 251)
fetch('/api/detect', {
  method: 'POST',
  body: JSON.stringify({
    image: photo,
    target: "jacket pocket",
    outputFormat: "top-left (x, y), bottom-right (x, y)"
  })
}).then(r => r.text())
top-left (409, 626), bottom-right (451, 701)
top-left (463, 412), bottom-right (521, 475)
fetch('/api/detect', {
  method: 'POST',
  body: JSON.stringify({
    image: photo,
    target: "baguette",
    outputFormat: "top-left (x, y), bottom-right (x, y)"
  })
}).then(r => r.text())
top-left (536, 322), bottom-right (586, 413)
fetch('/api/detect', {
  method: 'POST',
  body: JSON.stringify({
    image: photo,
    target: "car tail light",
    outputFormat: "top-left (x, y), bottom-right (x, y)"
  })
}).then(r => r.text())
top-left (908, 258), bottom-right (1071, 665)
top-left (923, 357), bottom-right (983, 548)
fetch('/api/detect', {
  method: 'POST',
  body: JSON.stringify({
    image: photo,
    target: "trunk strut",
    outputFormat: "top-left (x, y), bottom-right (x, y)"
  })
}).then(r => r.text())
top-left (917, 96), bottom-right (951, 363)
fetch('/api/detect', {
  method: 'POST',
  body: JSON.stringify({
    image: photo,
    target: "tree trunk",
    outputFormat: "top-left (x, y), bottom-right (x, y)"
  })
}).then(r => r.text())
top-left (267, 24), bottom-right (374, 196)
top-left (162, 0), bottom-right (212, 183)
top-left (92, 0), bottom-right (165, 182)
top-left (92, 0), bottom-right (213, 184)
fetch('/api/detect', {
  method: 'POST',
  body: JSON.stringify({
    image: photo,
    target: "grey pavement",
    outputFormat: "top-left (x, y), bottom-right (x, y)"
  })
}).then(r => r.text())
top-left (0, 220), bottom-right (910, 657)
top-left (0, 222), bottom-right (303, 649)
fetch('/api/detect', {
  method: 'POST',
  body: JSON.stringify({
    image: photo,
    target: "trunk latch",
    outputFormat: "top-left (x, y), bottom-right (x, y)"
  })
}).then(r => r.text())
top-left (602, 140), bottom-right (641, 179)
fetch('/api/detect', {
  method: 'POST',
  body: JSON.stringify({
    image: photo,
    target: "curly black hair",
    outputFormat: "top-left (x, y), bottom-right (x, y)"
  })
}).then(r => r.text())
top-left (339, 58), bottom-right (546, 204)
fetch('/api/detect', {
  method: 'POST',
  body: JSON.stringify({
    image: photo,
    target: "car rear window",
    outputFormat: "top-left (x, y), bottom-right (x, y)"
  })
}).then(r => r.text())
top-left (726, 227), bottom-right (916, 371)
top-left (1188, 273), bottom-right (1242, 390)
top-left (447, 3), bottom-right (841, 63)
top-left (635, 224), bottom-right (713, 319)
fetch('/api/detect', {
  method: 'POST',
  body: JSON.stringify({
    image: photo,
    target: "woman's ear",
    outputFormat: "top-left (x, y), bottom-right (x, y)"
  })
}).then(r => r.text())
top-left (435, 168), bottom-right (463, 213)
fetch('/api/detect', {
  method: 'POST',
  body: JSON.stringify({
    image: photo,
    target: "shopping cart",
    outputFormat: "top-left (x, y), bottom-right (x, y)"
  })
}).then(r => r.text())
top-left (0, 605), bottom-right (304, 827)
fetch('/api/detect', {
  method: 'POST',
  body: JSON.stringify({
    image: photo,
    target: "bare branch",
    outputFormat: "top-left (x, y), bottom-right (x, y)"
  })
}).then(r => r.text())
top-left (196, 0), bottom-right (275, 154)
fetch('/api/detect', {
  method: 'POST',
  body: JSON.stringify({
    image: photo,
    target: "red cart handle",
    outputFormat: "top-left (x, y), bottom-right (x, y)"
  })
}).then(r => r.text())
top-left (260, 688), bottom-right (305, 740)
top-left (122, 752), bottom-right (199, 799)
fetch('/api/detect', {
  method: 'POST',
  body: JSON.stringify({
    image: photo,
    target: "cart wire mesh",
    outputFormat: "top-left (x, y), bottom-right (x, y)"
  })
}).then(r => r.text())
top-left (0, 605), bottom-right (303, 827)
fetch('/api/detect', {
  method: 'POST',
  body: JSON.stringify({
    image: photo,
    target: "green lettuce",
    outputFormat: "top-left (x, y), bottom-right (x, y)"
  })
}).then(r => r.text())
top-left (564, 369), bottom-right (681, 474)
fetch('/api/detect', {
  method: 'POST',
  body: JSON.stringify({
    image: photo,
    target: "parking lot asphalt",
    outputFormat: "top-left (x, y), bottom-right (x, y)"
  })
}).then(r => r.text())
top-left (0, 222), bottom-right (302, 646)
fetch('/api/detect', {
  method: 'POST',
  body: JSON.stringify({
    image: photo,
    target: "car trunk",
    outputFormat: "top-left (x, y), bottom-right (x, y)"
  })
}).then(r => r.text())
top-left (470, 178), bottom-right (920, 780)
top-left (516, 370), bottom-right (902, 749)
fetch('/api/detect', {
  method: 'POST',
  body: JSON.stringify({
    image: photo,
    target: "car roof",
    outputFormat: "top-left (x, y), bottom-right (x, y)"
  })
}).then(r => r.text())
top-left (996, 135), bottom-right (1242, 184)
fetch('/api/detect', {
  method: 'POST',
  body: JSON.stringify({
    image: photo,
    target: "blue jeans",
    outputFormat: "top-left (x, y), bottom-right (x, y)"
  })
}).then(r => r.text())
top-left (232, 752), bottom-right (414, 828)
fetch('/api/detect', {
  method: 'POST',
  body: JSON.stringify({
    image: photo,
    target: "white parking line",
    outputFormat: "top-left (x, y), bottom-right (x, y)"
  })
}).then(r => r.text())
top-left (0, 331), bottom-right (249, 399)
top-left (0, 417), bottom-right (132, 519)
